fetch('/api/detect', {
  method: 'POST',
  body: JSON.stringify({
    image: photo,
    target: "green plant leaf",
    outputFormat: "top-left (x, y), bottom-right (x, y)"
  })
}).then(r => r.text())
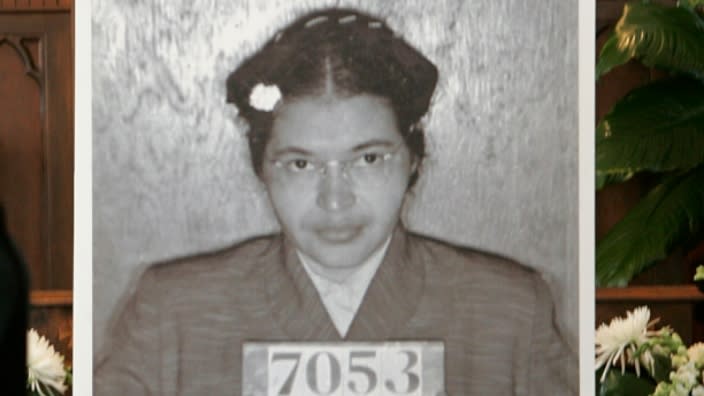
top-left (596, 171), bottom-right (635, 190)
top-left (650, 353), bottom-right (673, 383)
top-left (596, 2), bottom-right (704, 79)
top-left (596, 77), bottom-right (704, 189)
top-left (596, 165), bottom-right (704, 286)
top-left (596, 368), bottom-right (656, 396)
top-left (596, 34), bottom-right (633, 80)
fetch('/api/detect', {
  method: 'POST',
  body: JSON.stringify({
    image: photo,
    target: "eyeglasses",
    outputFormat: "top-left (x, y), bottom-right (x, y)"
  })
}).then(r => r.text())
top-left (267, 145), bottom-right (404, 187)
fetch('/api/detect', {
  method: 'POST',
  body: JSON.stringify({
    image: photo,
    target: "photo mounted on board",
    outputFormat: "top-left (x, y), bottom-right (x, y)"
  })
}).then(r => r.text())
top-left (92, 1), bottom-right (579, 394)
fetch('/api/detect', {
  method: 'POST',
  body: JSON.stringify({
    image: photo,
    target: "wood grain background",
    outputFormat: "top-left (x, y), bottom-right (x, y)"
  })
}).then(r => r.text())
top-left (92, 0), bottom-right (579, 367)
top-left (1, 10), bottom-right (73, 290)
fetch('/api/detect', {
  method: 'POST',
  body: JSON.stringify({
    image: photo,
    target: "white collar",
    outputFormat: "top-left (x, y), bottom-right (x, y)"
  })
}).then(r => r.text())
top-left (297, 236), bottom-right (392, 337)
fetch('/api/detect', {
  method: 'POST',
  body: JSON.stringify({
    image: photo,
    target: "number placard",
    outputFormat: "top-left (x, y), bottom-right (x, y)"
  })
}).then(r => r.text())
top-left (242, 341), bottom-right (444, 396)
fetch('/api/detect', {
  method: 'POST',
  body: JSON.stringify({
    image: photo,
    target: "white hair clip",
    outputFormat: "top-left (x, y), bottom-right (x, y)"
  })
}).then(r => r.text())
top-left (368, 21), bottom-right (382, 29)
top-left (249, 83), bottom-right (282, 112)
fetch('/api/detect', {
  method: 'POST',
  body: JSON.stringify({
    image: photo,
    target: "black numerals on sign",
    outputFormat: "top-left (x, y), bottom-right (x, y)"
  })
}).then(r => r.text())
top-left (348, 351), bottom-right (378, 393)
top-left (385, 351), bottom-right (420, 394)
top-left (272, 349), bottom-right (420, 395)
top-left (271, 352), bottom-right (301, 395)
top-left (306, 352), bottom-right (341, 394)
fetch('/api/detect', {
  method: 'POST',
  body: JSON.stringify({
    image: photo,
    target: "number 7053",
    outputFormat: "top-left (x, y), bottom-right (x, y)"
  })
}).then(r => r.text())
top-left (268, 348), bottom-right (421, 396)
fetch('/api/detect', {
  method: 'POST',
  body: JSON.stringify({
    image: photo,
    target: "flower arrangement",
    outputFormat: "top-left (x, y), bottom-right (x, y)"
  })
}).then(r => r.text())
top-left (26, 329), bottom-right (71, 396)
top-left (596, 306), bottom-right (704, 395)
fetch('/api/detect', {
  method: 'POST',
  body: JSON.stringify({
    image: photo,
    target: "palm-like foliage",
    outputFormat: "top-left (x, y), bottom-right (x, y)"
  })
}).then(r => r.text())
top-left (596, 166), bottom-right (704, 286)
top-left (596, 77), bottom-right (704, 189)
top-left (596, 1), bottom-right (704, 287)
top-left (596, 3), bottom-right (704, 79)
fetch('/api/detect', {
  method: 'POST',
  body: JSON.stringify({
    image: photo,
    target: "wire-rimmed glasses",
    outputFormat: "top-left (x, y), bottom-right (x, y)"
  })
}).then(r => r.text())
top-left (267, 144), bottom-right (405, 187)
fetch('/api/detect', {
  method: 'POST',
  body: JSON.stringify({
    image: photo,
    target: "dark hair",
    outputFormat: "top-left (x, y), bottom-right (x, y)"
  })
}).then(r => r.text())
top-left (226, 8), bottom-right (438, 187)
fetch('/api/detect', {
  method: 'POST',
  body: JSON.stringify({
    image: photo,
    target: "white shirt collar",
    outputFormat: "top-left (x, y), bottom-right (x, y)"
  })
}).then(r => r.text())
top-left (297, 236), bottom-right (392, 337)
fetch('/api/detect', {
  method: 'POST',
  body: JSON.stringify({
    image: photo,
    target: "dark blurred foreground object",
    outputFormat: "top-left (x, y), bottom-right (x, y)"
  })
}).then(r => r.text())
top-left (0, 205), bottom-right (29, 394)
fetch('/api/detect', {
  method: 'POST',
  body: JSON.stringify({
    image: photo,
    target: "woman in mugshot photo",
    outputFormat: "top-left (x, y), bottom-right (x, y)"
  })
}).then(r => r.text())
top-left (94, 7), bottom-right (575, 396)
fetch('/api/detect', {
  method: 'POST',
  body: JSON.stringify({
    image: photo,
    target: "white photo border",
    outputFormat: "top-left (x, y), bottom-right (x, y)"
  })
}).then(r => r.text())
top-left (73, 1), bottom-right (597, 394)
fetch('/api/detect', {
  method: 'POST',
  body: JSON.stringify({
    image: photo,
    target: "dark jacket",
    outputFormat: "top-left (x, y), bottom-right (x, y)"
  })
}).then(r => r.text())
top-left (94, 226), bottom-right (576, 395)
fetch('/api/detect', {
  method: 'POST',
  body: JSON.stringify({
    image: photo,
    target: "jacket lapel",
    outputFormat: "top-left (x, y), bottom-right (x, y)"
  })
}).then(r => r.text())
top-left (346, 226), bottom-right (425, 340)
top-left (265, 235), bottom-right (340, 341)
top-left (265, 226), bottom-right (425, 341)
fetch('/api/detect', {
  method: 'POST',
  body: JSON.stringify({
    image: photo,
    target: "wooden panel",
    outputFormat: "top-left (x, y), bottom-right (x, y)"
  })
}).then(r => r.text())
top-left (31, 289), bottom-right (72, 305)
top-left (1, 6), bottom-right (74, 391)
top-left (0, 0), bottom-right (71, 11)
top-left (0, 12), bottom-right (73, 290)
top-left (29, 304), bottom-right (72, 363)
top-left (29, 290), bottom-right (72, 391)
top-left (0, 35), bottom-right (47, 289)
top-left (597, 285), bottom-right (704, 302)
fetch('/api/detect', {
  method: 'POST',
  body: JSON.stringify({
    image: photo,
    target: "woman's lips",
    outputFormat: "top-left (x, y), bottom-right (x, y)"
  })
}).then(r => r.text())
top-left (314, 225), bottom-right (363, 243)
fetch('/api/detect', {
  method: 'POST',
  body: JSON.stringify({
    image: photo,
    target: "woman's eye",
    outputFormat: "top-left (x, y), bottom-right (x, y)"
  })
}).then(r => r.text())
top-left (354, 152), bottom-right (386, 167)
top-left (287, 159), bottom-right (313, 171)
top-left (363, 153), bottom-right (379, 164)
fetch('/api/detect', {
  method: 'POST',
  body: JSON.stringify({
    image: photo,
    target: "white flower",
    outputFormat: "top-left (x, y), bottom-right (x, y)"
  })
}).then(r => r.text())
top-left (673, 353), bottom-right (689, 369)
top-left (670, 361), bottom-right (699, 389)
top-left (27, 329), bottom-right (67, 396)
top-left (249, 83), bottom-right (281, 112)
top-left (673, 383), bottom-right (692, 396)
top-left (595, 306), bottom-right (655, 382)
top-left (693, 385), bottom-right (704, 396)
top-left (689, 343), bottom-right (704, 367)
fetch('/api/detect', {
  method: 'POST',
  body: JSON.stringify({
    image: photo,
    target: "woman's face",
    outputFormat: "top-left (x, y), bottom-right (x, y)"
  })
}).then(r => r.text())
top-left (262, 94), bottom-right (414, 273)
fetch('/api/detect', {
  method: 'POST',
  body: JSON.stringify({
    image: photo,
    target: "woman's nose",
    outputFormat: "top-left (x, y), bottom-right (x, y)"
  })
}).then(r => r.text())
top-left (316, 165), bottom-right (356, 211)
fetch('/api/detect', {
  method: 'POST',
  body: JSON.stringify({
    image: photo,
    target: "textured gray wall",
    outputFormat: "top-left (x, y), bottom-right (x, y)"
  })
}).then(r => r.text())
top-left (93, 0), bottom-right (579, 358)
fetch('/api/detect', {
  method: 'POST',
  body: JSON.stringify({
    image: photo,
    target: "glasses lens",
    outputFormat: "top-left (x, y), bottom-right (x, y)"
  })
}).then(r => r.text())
top-left (346, 153), bottom-right (395, 186)
top-left (269, 147), bottom-right (401, 187)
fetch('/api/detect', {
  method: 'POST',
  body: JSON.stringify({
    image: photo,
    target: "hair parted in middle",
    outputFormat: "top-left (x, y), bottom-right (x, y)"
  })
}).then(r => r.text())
top-left (226, 7), bottom-right (438, 187)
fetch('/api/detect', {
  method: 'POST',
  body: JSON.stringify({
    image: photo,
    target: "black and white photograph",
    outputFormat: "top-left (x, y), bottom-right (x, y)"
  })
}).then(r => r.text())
top-left (91, 1), bottom-right (579, 394)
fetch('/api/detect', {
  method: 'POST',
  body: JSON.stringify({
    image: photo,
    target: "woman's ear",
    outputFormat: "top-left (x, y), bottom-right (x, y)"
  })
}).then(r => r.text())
top-left (405, 153), bottom-right (421, 192)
